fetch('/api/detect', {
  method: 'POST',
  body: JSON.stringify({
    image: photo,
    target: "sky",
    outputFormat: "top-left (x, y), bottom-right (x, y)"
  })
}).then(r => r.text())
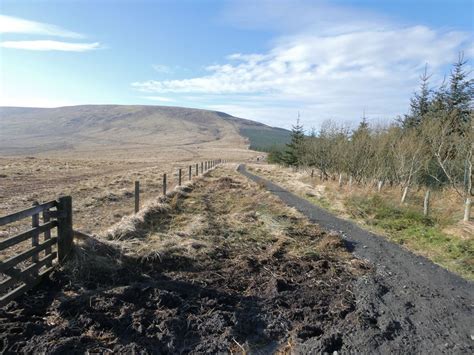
top-left (0, 0), bottom-right (473, 129)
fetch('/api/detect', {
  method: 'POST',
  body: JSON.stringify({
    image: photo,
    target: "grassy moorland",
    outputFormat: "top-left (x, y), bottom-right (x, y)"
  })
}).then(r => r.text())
top-left (0, 105), bottom-right (283, 238)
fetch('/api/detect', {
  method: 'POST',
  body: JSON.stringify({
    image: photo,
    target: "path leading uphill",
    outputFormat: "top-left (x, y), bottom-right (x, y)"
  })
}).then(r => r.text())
top-left (238, 164), bottom-right (473, 354)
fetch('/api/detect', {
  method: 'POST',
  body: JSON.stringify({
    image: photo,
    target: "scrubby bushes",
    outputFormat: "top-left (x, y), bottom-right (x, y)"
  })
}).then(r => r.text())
top-left (281, 55), bottom-right (473, 220)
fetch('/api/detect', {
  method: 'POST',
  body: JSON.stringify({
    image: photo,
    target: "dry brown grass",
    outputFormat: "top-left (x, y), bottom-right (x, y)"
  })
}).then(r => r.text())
top-left (248, 163), bottom-right (472, 231)
top-left (247, 163), bottom-right (474, 279)
top-left (63, 164), bottom-right (357, 287)
top-left (0, 144), bottom-right (257, 236)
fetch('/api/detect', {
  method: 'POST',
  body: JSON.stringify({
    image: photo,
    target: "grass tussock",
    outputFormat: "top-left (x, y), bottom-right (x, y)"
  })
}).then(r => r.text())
top-left (62, 166), bottom-right (360, 289)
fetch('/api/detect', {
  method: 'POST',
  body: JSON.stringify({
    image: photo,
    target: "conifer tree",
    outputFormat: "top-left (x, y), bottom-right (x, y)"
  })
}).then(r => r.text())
top-left (284, 115), bottom-right (305, 167)
top-left (447, 53), bottom-right (473, 135)
top-left (403, 65), bottom-right (431, 129)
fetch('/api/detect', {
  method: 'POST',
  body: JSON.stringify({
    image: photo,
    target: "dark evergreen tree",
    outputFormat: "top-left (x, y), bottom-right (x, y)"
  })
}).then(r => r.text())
top-left (402, 65), bottom-right (431, 129)
top-left (447, 53), bottom-right (473, 135)
top-left (284, 116), bottom-right (305, 166)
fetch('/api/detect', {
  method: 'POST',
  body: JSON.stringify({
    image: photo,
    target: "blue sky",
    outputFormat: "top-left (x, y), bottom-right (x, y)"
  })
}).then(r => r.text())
top-left (0, 0), bottom-right (472, 129)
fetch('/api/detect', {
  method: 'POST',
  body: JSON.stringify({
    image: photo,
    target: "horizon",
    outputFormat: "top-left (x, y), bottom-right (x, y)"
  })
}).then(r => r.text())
top-left (1, 0), bottom-right (473, 129)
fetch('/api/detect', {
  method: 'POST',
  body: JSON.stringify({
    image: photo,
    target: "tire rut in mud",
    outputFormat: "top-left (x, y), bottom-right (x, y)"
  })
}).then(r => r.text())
top-left (0, 248), bottom-right (366, 353)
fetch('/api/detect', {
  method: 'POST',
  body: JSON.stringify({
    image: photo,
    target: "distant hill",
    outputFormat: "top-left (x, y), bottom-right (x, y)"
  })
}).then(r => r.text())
top-left (0, 105), bottom-right (290, 158)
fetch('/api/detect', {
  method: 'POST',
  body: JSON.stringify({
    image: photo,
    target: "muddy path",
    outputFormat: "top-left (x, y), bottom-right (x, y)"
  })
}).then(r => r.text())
top-left (2, 166), bottom-right (472, 353)
top-left (238, 164), bottom-right (473, 353)
top-left (0, 168), bottom-right (370, 353)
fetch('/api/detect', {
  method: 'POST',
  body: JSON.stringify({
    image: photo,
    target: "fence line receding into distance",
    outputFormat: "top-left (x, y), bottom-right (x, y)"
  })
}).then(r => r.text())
top-left (0, 159), bottom-right (226, 306)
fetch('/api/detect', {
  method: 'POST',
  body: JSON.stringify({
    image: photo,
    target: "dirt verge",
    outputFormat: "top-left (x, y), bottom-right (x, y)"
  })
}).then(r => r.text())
top-left (238, 164), bottom-right (473, 354)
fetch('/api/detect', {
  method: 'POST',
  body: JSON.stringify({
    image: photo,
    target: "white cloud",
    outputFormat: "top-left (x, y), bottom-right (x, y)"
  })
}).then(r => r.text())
top-left (0, 15), bottom-right (83, 38)
top-left (131, 0), bottom-right (472, 128)
top-left (0, 15), bottom-right (101, 52)
top-left (1, 40), bottom-right (100, 51)
top-left (142, 96), bottom-right (175, 102)
top-left (132, 23), bottom-right (471, 128)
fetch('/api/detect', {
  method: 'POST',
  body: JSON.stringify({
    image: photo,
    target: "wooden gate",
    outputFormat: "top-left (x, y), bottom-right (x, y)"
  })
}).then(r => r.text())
top-left (0, 196), bottom-right (73, 307)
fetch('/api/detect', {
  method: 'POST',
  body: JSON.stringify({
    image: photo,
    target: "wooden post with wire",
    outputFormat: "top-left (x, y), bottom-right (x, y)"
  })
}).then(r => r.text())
top-left (134, 181), bottom-right (140, 213)
top-left (163, 174), bottom-right (167, 195)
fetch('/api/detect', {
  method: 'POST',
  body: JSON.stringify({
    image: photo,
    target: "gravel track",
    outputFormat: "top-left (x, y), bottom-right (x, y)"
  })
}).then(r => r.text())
top-left (238, 164), bottom-right (473, 354)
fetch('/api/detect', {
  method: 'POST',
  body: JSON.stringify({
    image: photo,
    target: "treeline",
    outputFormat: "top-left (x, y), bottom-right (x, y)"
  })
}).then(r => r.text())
top-left (273, 55), bottom-right (473, 220)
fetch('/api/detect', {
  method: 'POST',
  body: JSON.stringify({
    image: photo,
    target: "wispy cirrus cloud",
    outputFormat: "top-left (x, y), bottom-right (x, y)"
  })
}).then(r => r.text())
top-left (0, 14), bottom-right (101, 52)
top-left (1, 40), bottom-right (100, 51)
top-left (0, 14), bottom-right (83, 38)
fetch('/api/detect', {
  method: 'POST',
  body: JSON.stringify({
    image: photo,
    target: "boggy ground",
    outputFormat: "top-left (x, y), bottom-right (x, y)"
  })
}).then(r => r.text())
top-left (2, 166), bottom-right (374, 353)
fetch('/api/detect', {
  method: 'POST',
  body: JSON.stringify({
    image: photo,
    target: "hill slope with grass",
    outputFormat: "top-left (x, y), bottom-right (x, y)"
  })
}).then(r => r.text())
top-left (0, 105), bottom-right (289, 158)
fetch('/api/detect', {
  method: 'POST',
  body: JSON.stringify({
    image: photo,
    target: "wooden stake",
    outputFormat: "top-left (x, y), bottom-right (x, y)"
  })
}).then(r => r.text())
top-left (423, 189), bottom-right (430, 217)
top-left (401, 186), bottom-right (409, 204)
top-left (134, 181), bottom-right (140, 213)
top-left (377, 180), bottom-right (383, 193)
top-left (163, 174), bottom-right (167, 195)
top-left (464, 197), bottom-right (471, 221)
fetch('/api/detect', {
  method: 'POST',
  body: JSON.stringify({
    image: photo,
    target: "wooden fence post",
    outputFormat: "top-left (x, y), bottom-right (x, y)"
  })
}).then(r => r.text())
top-left (464, 197), bottom-right (471, 221)
top-left (401, 186), bottom-right (409, 204)
top-left (377, 180), bottom-right (383, 193)
top-left (134, 181), bottom-right (140, 213)
top-left (31, 201), bottom-right (39, 274)
top-left (178, 168), bottom-right (182, 186)
top-left (195, 163), bottom-right (198, 176)
top-left (42, 209), bottom-right (52, 267)
top-left (57, 196), bottom-right (73, 263)
top-left (205, 161), bottom-right (207, 170)
top-left (423, 189), bottom-right (431, 217)
top-left (163, 173), bottom-right (167, 195)
top-left (189, 165), bottom-right (192, 180)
